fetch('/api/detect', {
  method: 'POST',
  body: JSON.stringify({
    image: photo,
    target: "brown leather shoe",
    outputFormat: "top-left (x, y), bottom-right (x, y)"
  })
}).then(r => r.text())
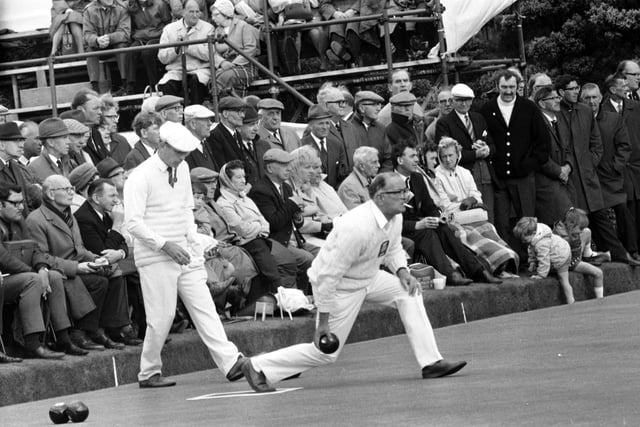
top-left (422, 360), bottom-right (467, 378)
top-left (139, 374), bottom-right (177, 388)
top-left (241, 359), bottom-right (275, 393)
top-left (226, 355), bottom-right (246, 382)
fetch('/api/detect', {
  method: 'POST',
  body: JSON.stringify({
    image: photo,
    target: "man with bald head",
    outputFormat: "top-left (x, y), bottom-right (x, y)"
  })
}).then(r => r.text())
top-left (27, 174), bottom-right (133, 350)
top-left (617, 59), bottom-right (640, 101)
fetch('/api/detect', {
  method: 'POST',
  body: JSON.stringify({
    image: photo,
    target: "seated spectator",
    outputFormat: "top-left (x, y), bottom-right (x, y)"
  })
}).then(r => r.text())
top-left (27, 175), bottom-right (131, 350)
top-left (0, 185), bottom-right (88, 359)
top-left (338, 146), bottom-right (379, 210)
top-left (513, 217), bottom-right (576, 304)
top-left (308, 147), bottom-right (348, 219)
top-left (0, 122), bottom-right (40, 215)
top-left (288, 146), bottom-right (334, 247)
top-left (62, 118), bottom-right (91, 168)
top-left (385, 91), bottom-right (422, 147)
top-left (155, 95), bottom-right (184, 123)
top-left (124, 111), bottom-right (164, 170)
top-left (65, 90), bottom-right (107, 165)
top-left (83, 0), bottom-right (131, 94)
top-left (350, 91), bottom-right (392, 171)
top-left (68, 163), bottom-right (100, 213)
top-left (317, 85), bottom-right (358, 172)
top-left (257, 98), bottom-right (301, 152)
top-left (217, 161), bottom-right (298, 302)
top-left (18, 121), bottom-right (40, 164)
top-left (157, 0), bottom-right (214, 105)
top-left (184, 105), bottom-right (220, 172)
top-left (249, 148), bottom-right (318, 292)
top-left (235, 106), bottom-right (268, 185)
top-left (74, 179), bottom-right (142, 345)
top-left (126, 0), bottom-right (172, 94)
top-left (95, 95), bottom-right (131, 165)
top-left (425, 87), bottom-right (452, 145)
top-left (393, 141), bottom-right (501, 285)
top-left (28, 118), bottom-right (73, 181)
top-left (50, 0), bottom-right (88, 56)
top-left (434, 137), bottom-right (519, 276)
top-left (209, 96), bottom-right (246, 169)
top-left (320, 0), bottom-right (359, 66)
top-left (210, 0), bottom-right (260, 94)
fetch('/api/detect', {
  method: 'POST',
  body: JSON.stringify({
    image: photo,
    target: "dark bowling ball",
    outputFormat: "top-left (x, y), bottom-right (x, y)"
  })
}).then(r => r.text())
top-left (49, 402), bottom-right (69, 424)
top-left (318, 333), bottom-right (340, 354)
top-left (64, 401), bottom-right (89, 423)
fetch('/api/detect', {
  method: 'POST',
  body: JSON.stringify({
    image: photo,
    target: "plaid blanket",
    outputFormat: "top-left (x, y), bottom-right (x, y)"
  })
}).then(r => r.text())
top-left (448, 221), bottom-right (520, 273)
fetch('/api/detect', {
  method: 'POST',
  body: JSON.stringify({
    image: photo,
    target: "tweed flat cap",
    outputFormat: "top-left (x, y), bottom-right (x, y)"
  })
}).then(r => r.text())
top-left (39, 118), bottom-right (70, 139)
top-left (257, 98), bottom-right (285, 110)
top-left (155, 95), bottom-right (184, 112)
top-left (389, 92), bottom-right (417, 105)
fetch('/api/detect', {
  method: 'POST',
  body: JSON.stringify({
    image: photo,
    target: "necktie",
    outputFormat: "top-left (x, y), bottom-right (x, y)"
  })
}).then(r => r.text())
top-left (618, 101), bottom-right (624, 113)
top-left (464, 114), bottom-right (475, 140)
top-left (167, 166), bottom-right (177, 187)
top-left (273, 131), bottom-right (282, 146)
top-left (551, 119), bottom-right (559, 138)
top-left (56, 159), bottom-right (63, 172)
top-left (632, 92), bottom-right (640, 101)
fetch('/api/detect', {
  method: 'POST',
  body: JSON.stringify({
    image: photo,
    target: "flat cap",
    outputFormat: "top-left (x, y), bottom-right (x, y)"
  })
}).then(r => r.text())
top-left (389, 91), bottom-right (417, 105)
top-left (190, 167), bottom-right (220, 182)
top-left (243, 106), bottom-right (260, 124)
top-left (62, 119), bottom-right (89, 135)
top-left (354, 90), bottom-right (384, 105)
top-left (96, 157), bottom-right (122, 178)
top-left (159, 122), bottom-right (199, 152)
top-left (0, 122), bottom-right (24, 140)
top-left (69, 163), bottom-right (98, 191)
top-left (39, 118), bottom-right (69, 139)
top-left (307, 104), bottom-right (331, 121)
top-left (263, 148), bottom-right (294, 164)
top-left (451, 83), bottom-right (475, 98)
top-left (184, 104), bottom-right (215, 119)
top-left (59, 109), bottom-right (87, 124)
top-left (155, 95), bottom-right (183, 112)
top-left (219, 96), bottom-right (246, 111)
top-left (257, 98), bottom-right (284, 110)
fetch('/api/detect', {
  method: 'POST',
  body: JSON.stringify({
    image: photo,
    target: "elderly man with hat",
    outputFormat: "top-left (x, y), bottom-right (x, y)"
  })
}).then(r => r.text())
top-left (124, 121), bottom-right (246, 388)
top-left (184, 105), bottom-right (219, 171)
top-left (248, 148), bottom-right (317, 293)
top-left (301, 104), bottom-right (348, 189)
top-left (225, 106), bottom-right (268, 186)
top-left (69, 163), bottom-right (100, 213)
top-left (435, 83), bottom-right (496, 223)
top-left (63, 118), bottom-right (92, 168)
top-left (124, 111), bottom-right (164, 170)
top-left (385, 91), bottom-right (423, 147)
top-left (208, 96), bottom-right (247, 166)
top-left (0, 122), bottom-right (40, 215)
top-left (157, 0), bottom-right (214, 105)
top-left (257, 98), bottom-right (301, 153)
top-left (378, 69), bottom-right (424, 127)
top-left (155, 95), bottom-right (184, 124)
top-left (350, 90), bottom-right (392, 172)
top-left (28, 118), bottom-right (73, 182)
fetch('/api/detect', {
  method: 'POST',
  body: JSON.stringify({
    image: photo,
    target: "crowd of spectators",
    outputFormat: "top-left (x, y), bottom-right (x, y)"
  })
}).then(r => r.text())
top-left (46, 0), bottom-right (437, 97)
top-left (2, 57), bottom-right (640, 364)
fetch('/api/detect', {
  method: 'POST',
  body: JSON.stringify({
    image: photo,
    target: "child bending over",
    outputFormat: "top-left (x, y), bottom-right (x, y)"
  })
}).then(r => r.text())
top-left (513, 217), bottom-right (575, 304)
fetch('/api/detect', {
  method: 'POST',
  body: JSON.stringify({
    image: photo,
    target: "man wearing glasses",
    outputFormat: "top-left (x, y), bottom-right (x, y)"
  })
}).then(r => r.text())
top-left (0, 122), bottom-right (40, 215)
top-left (425, 87), bottom-right (452, 145)
top-left (350, 91), bottom-right (392, 172)
top-left (155, 95), bottom-right (184, 124)
top-left (318, 86), bottom-right (358, 172)
top-left (617, 59), bottom-right (640, 101)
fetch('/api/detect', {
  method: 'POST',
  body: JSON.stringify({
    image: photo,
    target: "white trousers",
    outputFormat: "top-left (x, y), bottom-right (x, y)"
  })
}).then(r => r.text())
top-left (138, 262), bottom-right (240, 381)
top-left (252, 270), bottom-right (443, 384)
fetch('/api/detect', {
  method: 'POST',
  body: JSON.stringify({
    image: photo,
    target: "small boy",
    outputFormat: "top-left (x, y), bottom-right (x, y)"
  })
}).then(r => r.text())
top-left (513, 217), bottom-right (575, 304)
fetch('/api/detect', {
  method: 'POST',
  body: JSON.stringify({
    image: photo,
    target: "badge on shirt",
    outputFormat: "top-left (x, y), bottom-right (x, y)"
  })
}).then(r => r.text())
top-left (378, 240), bottom-right (389, 257)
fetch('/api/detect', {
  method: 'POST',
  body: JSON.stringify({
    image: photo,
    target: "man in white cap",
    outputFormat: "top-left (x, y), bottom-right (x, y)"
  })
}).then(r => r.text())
top-left (124, 121), bottom-right (246, 388)
top-left (435, 83), bottom-right (496, 223)
top-left (184, 104), bottom-right (219, 171)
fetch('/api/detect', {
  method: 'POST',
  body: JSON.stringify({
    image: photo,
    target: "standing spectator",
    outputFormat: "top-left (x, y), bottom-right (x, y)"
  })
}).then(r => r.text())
top-left (50, 0), bottom-right (88, 56)
top-left (385, 92), bottom-right (421, 147)
top-left (0, 122), bottom-right (40, 215)
top-left (617, 59), bottom-right (640, 101)
top-left (378, 69), bottom-right (424, 127)
top-left (157, 0), bottom-right (214, 105)
top-left (210, 0), bottom-right (260, 94)
top-left (124, 111), bottom-right (163, 170)
top-left (28, 119), bottom-right (74, 182)
top-left (183, 105), bottom-right (219, 171)
top-left (526, 72), bottom-right (552, 101)
top-left (124, 121), bottom-right (246, 388)
top-left (424, 87), bottom-right (452, 145)
top-left (556, 75), bottom-right (638, 266)
top-left (126, 0), bottom-right (172, 94)
top-left (580, 83), bottom-right (638, 259)
top-left (83, 0), bottom-right (131, 94)
top-left (435, 83), bottom-right (495, 223)
top-left (601, 72), bottom-right (640, 258)
top-left (531, 86), bottom-right (573, 227)
top-left (480, 69), bottom-right (549, 253)
top-left (318, 86), bottom-right (359, 171)
top-left (350, 91), bottom-right (391, 171)
top-left (301, 104), bottom-right (348, 189)
top-left (338, 146), bottom-right (379, 210)
top-left (94, 95), bottom-right (131, 165)
top-left (257, 98), bottom-right (301, 152)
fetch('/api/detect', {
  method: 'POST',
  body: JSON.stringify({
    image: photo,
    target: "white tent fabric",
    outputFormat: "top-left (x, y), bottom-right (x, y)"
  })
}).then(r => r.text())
top-left (441, 0), bottom-right (517, 53)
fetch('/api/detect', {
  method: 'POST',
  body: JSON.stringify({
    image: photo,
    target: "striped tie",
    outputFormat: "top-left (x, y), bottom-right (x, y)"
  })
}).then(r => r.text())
top-left (465, 114), bottom-right (475, 141)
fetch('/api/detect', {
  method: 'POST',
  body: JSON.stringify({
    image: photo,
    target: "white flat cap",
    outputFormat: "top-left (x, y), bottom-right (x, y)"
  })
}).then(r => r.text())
top-left (451, 84), bottom-right (474, 98)
top-left (160, 122), bottom-right (199, 153)
top-left (184, 104), bottom-right (215, 120)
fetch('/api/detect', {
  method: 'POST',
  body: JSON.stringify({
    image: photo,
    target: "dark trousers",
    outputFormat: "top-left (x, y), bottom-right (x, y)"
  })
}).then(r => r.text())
top-left (494, 174), bottom-right (536, 260)
top-left (406, 225), bottom-right (484, 279)
top-left (86, 42), bottom-right (128, 82)
top-left (627, 199), bottom-right (640, 251)
top-left (126, 39), bottom-right (161, 88)
top-left (1, 273), bottom-right (45, 336)
top-left (612, 202), bottom-right (638, 254)
top-left (589, 208), bottom-right (627, 261)
top-left (158, 75), bottom-right (208, 106)
top-left (74, 274), bottom-right (129, 332)
top-left (242, 238), bottom-right (282, 291)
